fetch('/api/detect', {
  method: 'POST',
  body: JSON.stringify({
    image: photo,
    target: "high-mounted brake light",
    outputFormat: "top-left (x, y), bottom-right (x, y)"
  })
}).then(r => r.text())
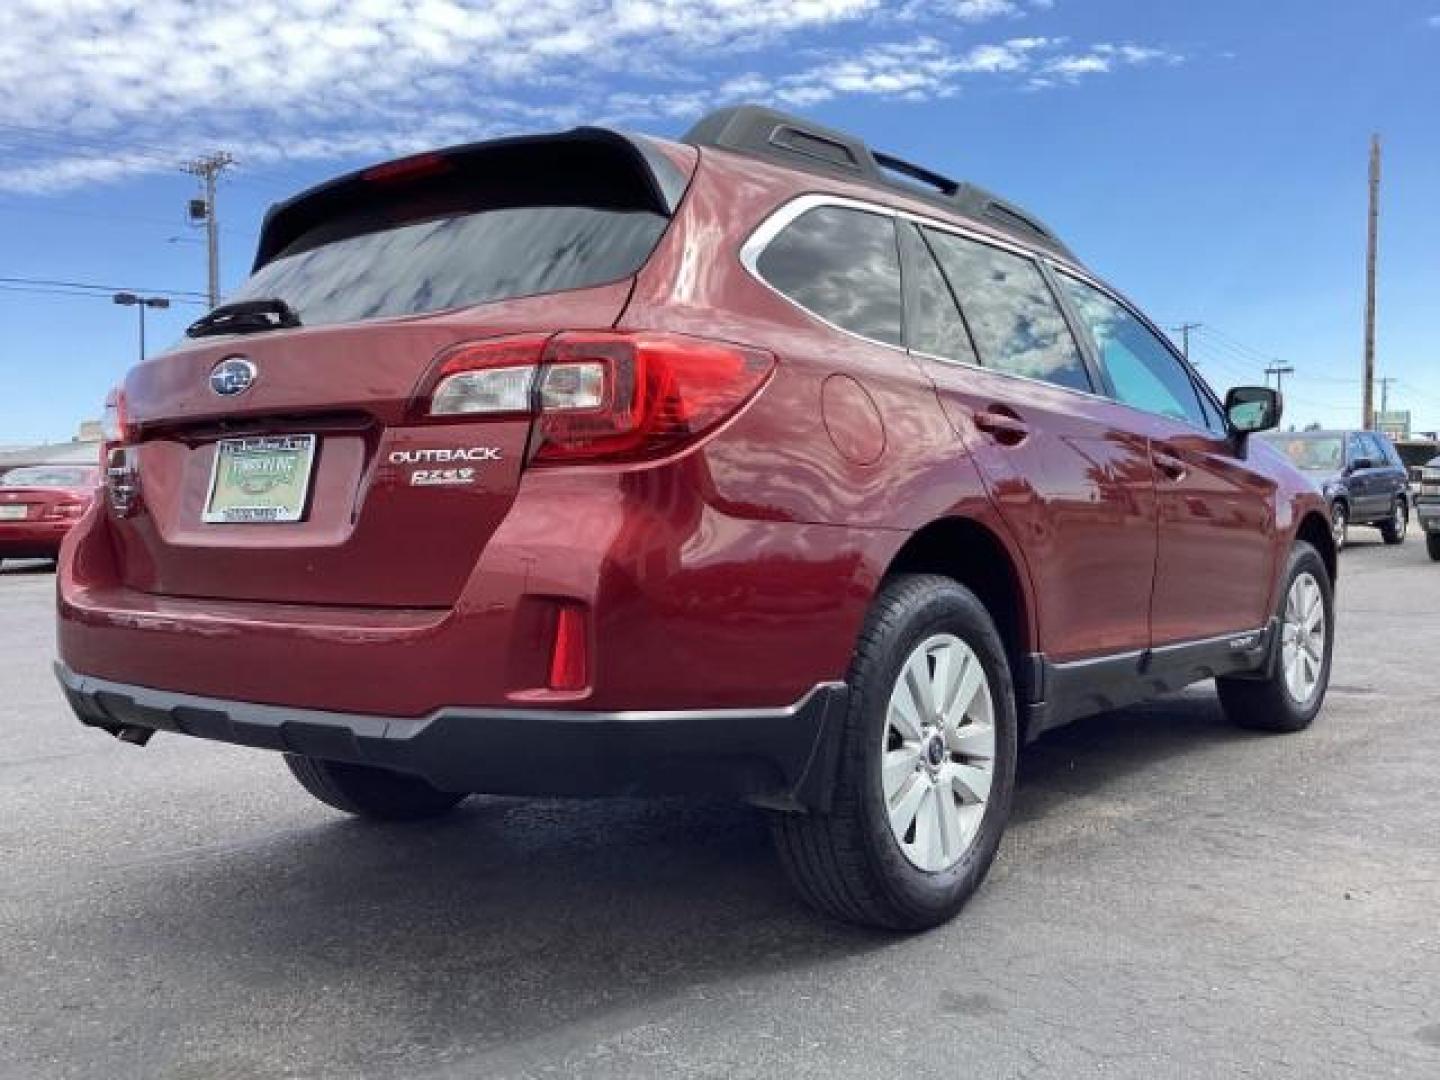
top-left (362, 152), bottom-right (452, 185)
top-left (417, 332), bottom-right (776, 466)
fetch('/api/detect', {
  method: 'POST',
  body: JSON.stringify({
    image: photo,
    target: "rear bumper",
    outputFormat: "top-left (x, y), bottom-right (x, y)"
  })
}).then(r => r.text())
top-left (0, 521), bottom-right (70, 557)
top-left (1417, 500), bottom-right (1440, 532)
top-left (55, 663), bottom-right (850, 811)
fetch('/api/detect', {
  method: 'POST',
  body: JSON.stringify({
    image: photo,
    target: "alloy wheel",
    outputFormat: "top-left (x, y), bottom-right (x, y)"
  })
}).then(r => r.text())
top-left (1331, 504), bottom-right (1347, 549)
top-left (1279, 571), bottom-right (1326, 706)
top-left (881, 634), bottom-right (996, 873)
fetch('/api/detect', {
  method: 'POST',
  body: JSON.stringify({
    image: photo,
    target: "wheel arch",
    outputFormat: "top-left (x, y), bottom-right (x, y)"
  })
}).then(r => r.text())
top-left (881, 515), bottom-right (1037, 694)
top-left (1296, 509), bottom-right (1338, 585)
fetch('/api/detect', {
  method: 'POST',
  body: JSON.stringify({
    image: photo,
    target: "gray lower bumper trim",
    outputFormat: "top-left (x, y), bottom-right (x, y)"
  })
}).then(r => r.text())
top-left (54, 663), bottom-right (850, 810)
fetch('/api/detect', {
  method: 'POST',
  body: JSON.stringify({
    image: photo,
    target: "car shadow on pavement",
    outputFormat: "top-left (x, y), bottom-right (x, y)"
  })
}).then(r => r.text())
top-left (48, 688), bottom-right (1269, 1072)
top-left (1012, 687), bottom-right (1253, 826)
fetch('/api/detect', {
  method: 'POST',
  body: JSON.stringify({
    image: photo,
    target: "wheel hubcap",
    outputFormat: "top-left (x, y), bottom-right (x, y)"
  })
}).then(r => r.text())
top-left (1394, 505), bottom-right (1405, 534)
top-left (881, 633), bottom-right (996, 873)
top-left (1332, 507), bottom-right (1346, 546)
top-left (1280, 572), bottom-right (1326, 706)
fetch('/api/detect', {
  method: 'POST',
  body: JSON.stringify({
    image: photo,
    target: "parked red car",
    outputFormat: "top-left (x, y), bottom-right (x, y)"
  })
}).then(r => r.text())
top-left (0, 464), bottom-right (99, 566)
top-left (56, 107), bottom-right (1337, 928)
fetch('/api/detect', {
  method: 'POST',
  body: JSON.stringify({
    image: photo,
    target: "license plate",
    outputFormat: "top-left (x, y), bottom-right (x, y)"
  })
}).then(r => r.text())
top-left (203, 435), bottom-right (317, 524)
top-left (0, 504), bottom-right (27, 521)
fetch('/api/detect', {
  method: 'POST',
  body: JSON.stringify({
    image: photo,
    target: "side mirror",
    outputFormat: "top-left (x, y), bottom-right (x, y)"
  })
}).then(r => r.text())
top-left (1225, 386), bottom-right (1282, 435)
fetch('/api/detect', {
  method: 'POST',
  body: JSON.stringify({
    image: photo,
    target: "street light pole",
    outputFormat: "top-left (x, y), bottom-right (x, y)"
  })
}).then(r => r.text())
top-left (113, 292), bottom-right (172, 362)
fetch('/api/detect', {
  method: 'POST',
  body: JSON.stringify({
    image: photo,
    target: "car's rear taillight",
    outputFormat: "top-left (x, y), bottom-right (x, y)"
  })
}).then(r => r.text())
top-left (44, 501), bottom-right (86, 520)
top-left (100, 387), bottom-right (140, 516)
top-left (415, 331), bottom-right (775, 465)
top-left (100, 387), bottom-right (131, 459)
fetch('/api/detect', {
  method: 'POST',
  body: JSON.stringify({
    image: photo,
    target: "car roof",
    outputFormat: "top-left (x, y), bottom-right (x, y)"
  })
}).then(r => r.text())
top-left (681, 104), bottom-right (1076, 262)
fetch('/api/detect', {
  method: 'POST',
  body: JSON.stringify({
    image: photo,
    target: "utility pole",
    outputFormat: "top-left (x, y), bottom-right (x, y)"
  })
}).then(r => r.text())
top-left (1377, 376), bottom-right (1397, 417)
top-left (1171, 322), bottom-right (1202, 364)
top-left (1363, 134), bottom-right (1381, 430)
top-left (182, 152), bottom-right (236, 309)
top-left (1265, 364), bottom-right (1296, 396)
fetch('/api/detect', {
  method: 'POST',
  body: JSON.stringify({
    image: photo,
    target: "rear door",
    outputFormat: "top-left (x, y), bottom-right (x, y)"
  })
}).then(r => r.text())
top-left (905, 222), bottom-right (1158, 662)
top-left (1054, 272), bottom-right (1277, 644)
top-left (1366, 433), bottom-right (1406, 515)
top-left (1346, 433), bottom-right (1383, 518)
top-left (111, 133), bottom-right (690, 608)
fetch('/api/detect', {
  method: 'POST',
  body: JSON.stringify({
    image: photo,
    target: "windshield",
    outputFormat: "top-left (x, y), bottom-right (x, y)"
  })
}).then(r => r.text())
top-left (1267, 435), bottom-right (1344, 471)
top-left (0, 466), bottom-right (97, 489)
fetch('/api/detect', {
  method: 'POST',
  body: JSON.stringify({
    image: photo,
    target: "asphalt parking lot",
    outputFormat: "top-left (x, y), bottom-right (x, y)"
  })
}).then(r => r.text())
top-left (2, 536), bottom-right (1438, 1080)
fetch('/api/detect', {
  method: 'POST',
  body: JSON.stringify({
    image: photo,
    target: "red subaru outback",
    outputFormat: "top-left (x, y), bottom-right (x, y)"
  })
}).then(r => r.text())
top-left (56, 107), bottom-right (1336, 929)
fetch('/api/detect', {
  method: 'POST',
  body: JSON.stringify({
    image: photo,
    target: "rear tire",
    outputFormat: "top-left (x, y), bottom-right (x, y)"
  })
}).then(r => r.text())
top-left (770, 574), bottom-right (1018, 931)
top-left (1427, 532), bottom-right (1440, 562)
top-left (1380, 499), bottom-right (1407, 545)
top-left (1217, 542), bottom-right (1333, 733)
top-left (284, 755), bottom-right (466, 821)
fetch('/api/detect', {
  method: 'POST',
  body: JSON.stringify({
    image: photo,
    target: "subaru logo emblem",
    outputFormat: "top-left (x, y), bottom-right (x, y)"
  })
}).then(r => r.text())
top-left (210, 356), bottom-right (256, 396)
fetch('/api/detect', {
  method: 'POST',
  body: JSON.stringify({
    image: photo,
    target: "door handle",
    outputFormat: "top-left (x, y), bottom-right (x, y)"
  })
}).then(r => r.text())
top-left (974, 410), bottom-right (1030, 445)
top-left (1152, 449), bottom-right (1187, 481)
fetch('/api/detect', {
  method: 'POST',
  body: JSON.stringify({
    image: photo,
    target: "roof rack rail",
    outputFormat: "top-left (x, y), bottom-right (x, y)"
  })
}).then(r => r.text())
top-left (681, 105), bottom-right (1075, 261)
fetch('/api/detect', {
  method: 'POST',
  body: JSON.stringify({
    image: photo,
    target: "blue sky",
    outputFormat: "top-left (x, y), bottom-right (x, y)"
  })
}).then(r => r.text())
top-left (1, 0), bottom-right (1437, 445)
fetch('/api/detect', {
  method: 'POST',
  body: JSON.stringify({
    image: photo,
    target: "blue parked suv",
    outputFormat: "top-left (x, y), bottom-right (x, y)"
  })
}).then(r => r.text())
top-left (1261, 430), bottom-right (1410, 550)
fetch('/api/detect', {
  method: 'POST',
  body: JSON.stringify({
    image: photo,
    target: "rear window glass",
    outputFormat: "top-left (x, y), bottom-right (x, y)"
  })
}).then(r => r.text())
top-left (755, 206), bottom-right (904, 347)
top-left (1, 466), bottom-right (96, 488)
top-left (225, 206), bottom-right (667, 328)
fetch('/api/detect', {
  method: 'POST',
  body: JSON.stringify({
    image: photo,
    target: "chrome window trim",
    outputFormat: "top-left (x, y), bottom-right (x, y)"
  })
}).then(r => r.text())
top-left (738, 194), bottom-right (910, 355)
top-left (739, 193), bottom-right (1116, 405)
top-left (740, 192), bottom-right (1237, 438)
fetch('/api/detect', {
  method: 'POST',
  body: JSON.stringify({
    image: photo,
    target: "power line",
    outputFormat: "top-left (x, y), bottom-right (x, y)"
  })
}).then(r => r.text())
top-left (0, 283), bottom-right (205, 306)
top-left (0, 275), bottom-right (206, 299)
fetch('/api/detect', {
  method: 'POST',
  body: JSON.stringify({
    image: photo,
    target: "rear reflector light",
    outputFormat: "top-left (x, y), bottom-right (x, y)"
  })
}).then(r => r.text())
top-left (415, 332), bottom-right (775, 466)
top-left (548, 603), bottom-right (589, 692)
top-left (43, 502), bottom-right (86, 520)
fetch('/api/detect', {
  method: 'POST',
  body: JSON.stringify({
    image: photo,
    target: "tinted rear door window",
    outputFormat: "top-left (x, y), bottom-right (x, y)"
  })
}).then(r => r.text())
top-left (923, 229), bottom-right (1091, 392)
top-left (898, 222), bottom-right (979, 364)
top-left (755, 206), bottom-right (904, 347)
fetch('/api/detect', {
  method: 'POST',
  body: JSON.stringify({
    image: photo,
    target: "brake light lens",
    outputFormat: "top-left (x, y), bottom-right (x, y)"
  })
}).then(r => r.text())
top-left (44, 501), bottom-right (86, 520)
top-left (417, 331), bottom-right (775, 466)
top-left (533, 333), bottom-right (774, 464)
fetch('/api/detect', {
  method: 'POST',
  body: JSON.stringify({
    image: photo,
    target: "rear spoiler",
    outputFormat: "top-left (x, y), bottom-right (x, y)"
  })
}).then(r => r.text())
top-left (252, 129), bottom-right (692, 272)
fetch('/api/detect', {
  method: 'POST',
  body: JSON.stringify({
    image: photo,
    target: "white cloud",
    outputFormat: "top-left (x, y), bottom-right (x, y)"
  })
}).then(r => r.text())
top-left (1030, 40), bottom-right (1183, 87)
top-left (0, 1), bottom-right (1183, 193)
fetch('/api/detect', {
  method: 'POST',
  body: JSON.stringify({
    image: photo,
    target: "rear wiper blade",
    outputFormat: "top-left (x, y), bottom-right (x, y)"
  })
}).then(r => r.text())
top-left (186, 298), bottom-right (302, 338)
